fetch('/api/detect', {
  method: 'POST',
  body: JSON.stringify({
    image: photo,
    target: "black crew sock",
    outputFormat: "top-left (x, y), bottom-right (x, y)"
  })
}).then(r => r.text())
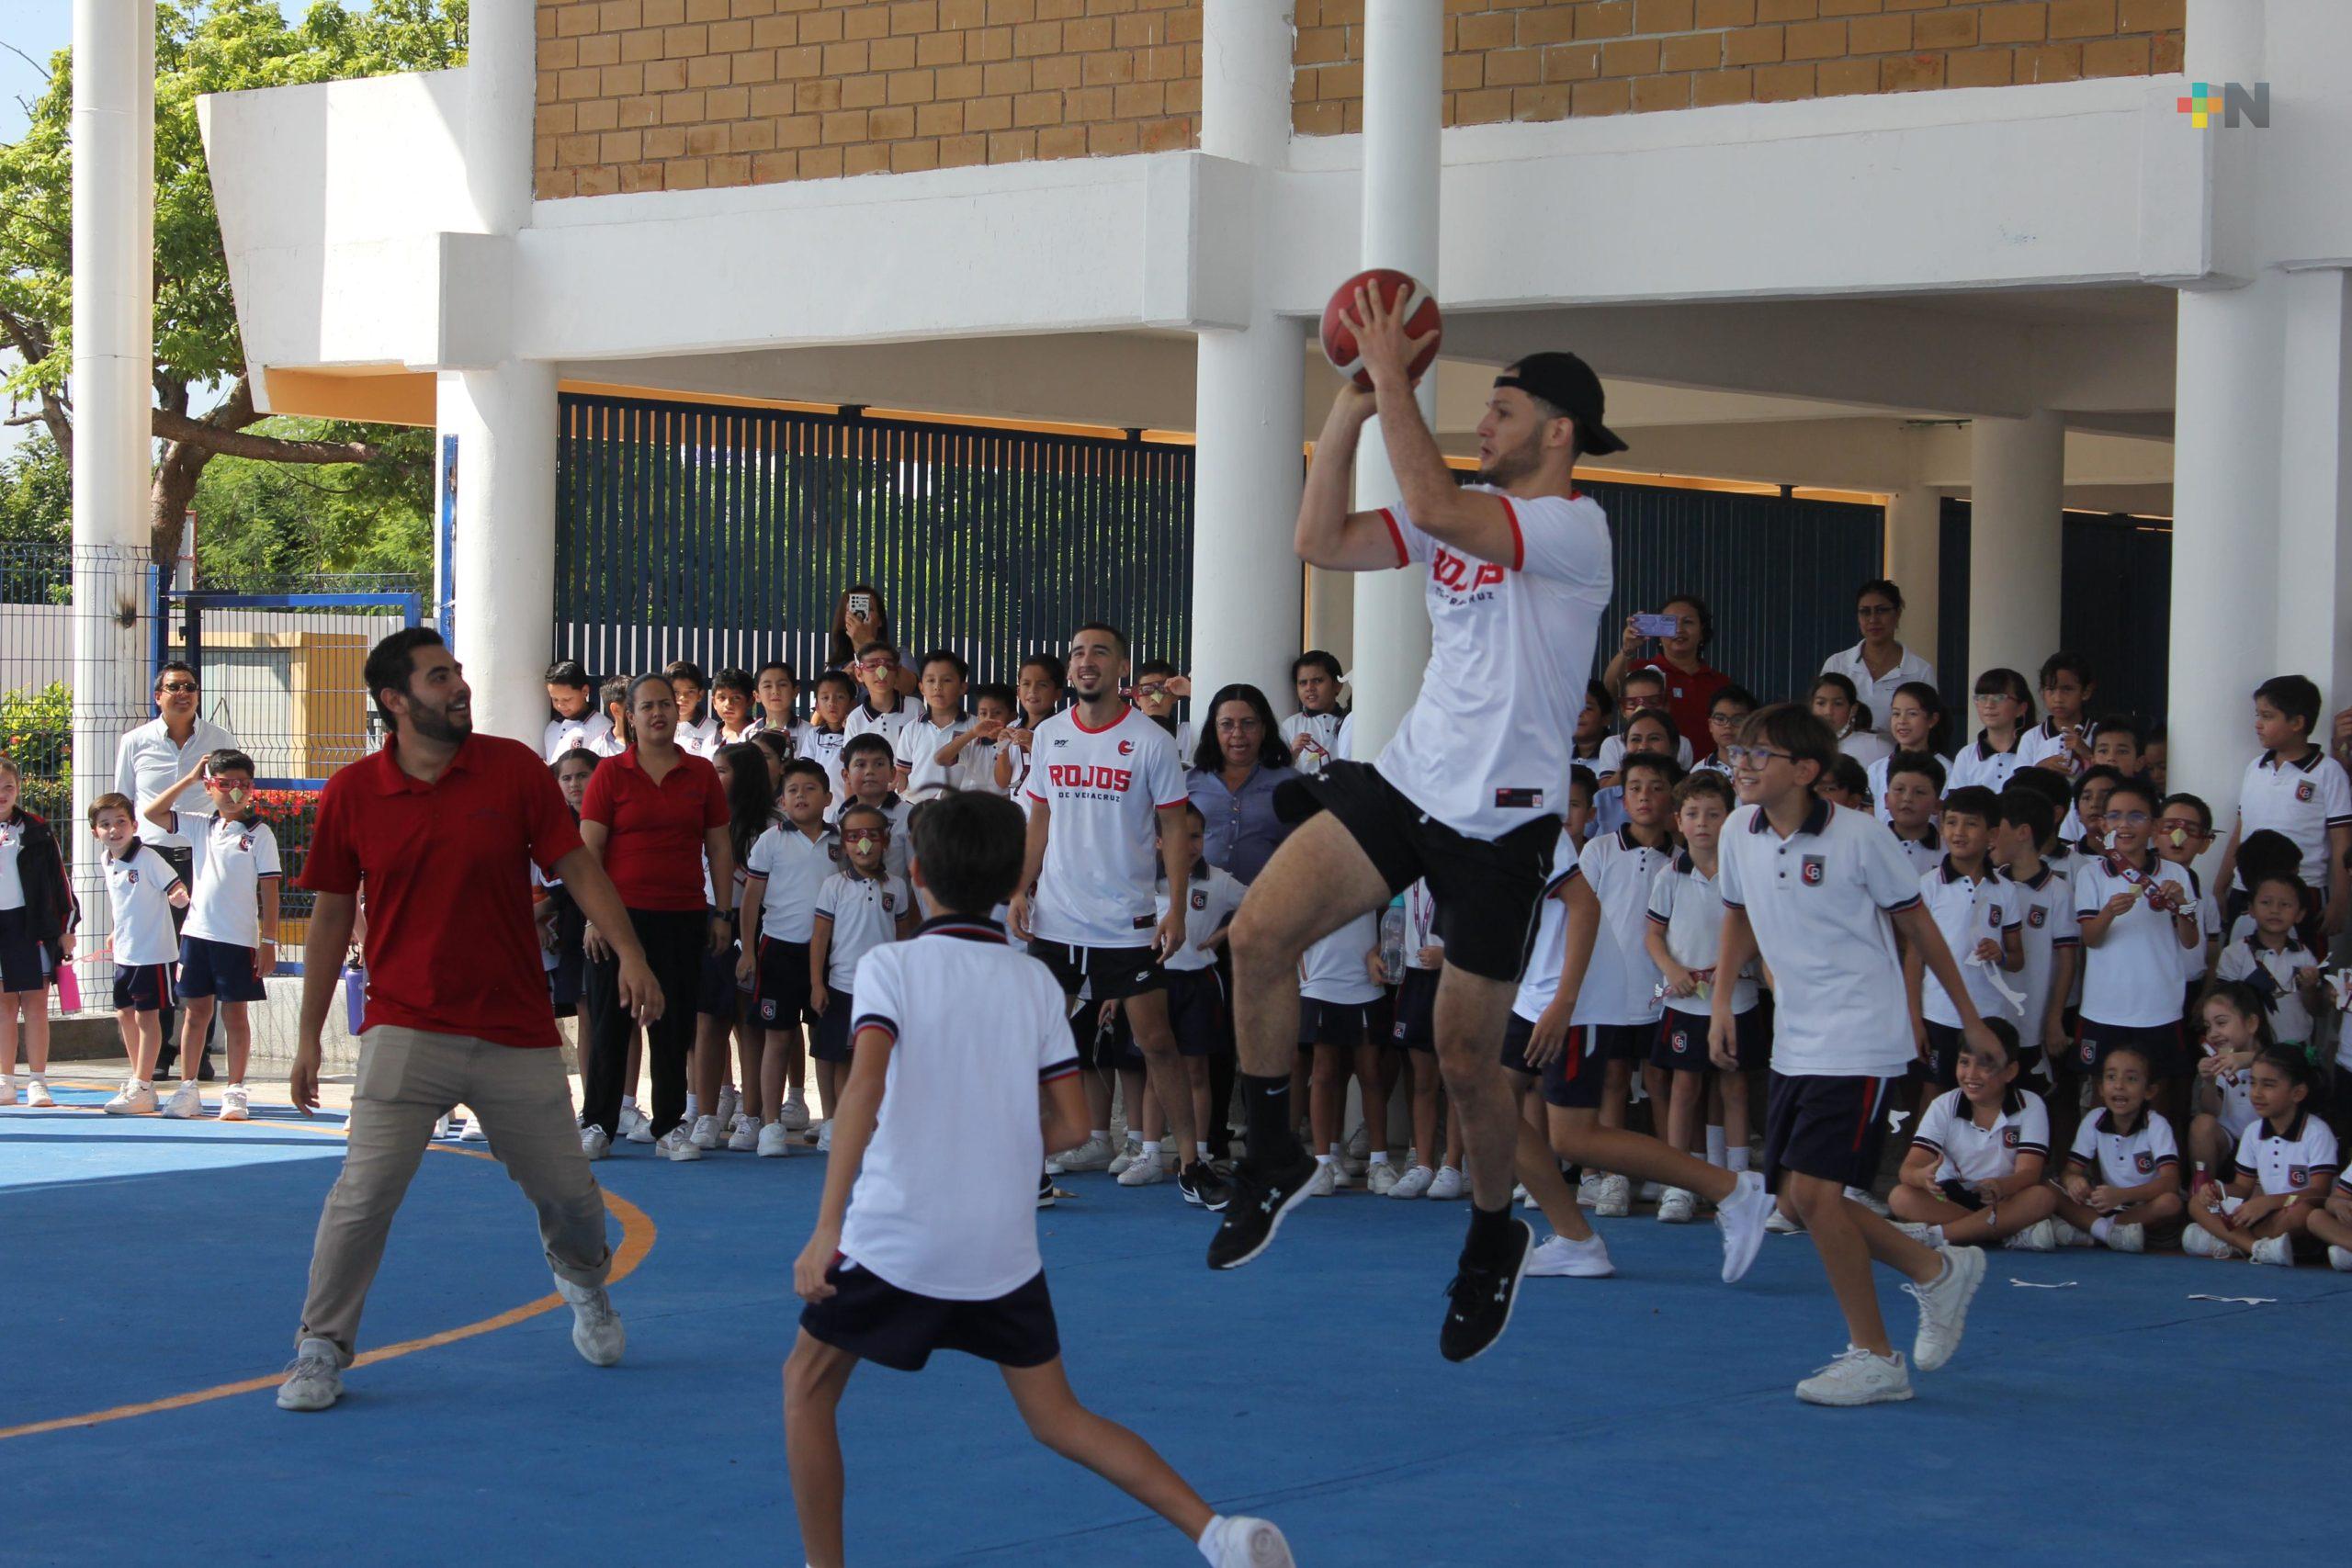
top-left (1240, 1073), bottom-right (1299, 1166)
top-left (1466, 1199), bottom-right (1514, 1259)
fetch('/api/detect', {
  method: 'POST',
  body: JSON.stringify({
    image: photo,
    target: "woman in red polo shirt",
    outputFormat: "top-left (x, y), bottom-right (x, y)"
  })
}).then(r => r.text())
top-left (1602, 591), bottom-right (1733, 761)
top-left (578, 673), bottom-right (736, 1160)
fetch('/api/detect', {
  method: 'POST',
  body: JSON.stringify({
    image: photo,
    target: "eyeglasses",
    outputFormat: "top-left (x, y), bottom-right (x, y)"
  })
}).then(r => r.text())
top-left (2156, 818), bottom-right (2207, 838)
top-left (157, 682), bottom-right (198, 694)
top-left (1721, 746), bottom-right (1793, 770)
top-left (858, 658), bottom-right (897, 672)
top-left (1856, 604), bottom-right (1896, 619)
top-left (2102, 810), bottom-right (2152, 828)
top-left (1215, 717), bottom-right (1262, 733)
top-left (1133, 683), bottom-right (1170, 700)
top-left (842, 830), bottom-right (886, 847)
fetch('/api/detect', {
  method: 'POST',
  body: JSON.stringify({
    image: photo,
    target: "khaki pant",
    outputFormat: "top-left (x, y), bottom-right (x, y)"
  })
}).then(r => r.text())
top-left (296, 1025), bottom-right (613, 1362)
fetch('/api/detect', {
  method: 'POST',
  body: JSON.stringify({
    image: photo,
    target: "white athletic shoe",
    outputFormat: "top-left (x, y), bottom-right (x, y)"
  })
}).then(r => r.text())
top-left (1714, 1170), bottom-right (1772, 1283)
top-left (1387, 1164), bottom-right (1435, 1200)
top-left (688, 1114), bottom-right (722, 1151)
top-left (1056, 1134), bottom-right (1114, 1172)
top-left (1107, 1137), bottom-right (1144, 1176)
top-left (1577, 1171), bottom-right (1600, 1208)
top-left (1891, 1221), bottom-right (1939, 1245)
top-left (2327, 1245), bottom-right (2352, 1272)
top-left (218, 1084), bottom-right (251, 1122)
top-left (1593, 1173), bottom-right (1632, 1218)
top-left (105, 1081), bottom-right (158, 1116)
top-left (1306, 1159), bottom-right (1336, 1198)
top-left (1657, 1187), bottom-right (1698, 1224)
top-left (1845, 1185), bottom-right (1891, 1216)
top-left (555, 1275), bottom-right (625, 1366)
top-left (2181, 1224), bottom-right (2234, 1258)
top-left (276, 1337), bottom-right (345, 1412)
top-left (1345, 1123), bottom-right (1369, 1163)
top-left (1524, 1233), bottom-right (1614, 1278)
top-left (778, 1089), bottom-right (810, 1132)
top-left (1115, 1151), bottom-right (1166, 1186)
top-left (1638, 1179), bottom-right (1665, 1202)
top-left (618, 1104), bottom-right (655, 1144)
top-left (579, 1125), bottom-right (611, 1160)
top-left (458, 1111), bottom-right (487, 1142)
top-left (2249, 1235), bottom-right (2294, 1268)
top-left (2051, 1217), bottom-right (2093, 1248)
top-left (2105, 1223), bottom-right (2145, 1254)
top-left (1427, 1166), bottom-right (1465, 1201)
top-left (816, 1119), bottom-right (833, 1153)
top-left (162, 1081), bottom-right (202, 1120)
top-left (1366, 1160), bottom-right (1402, 1196)
top-left (715, 1086), bottom-right (740, 1129)
top-left (657, 1125), bottom-right (703, 1162)
top-left (1766, 1209), bottom-right (1805, 1235)
top-left (0, 1074), bottom-right (15, 1105)
top-left (1905, 1246), bottom-right (1986, 1372)
top-left (23, 1077), bottom-right (54, 1109)
top-left (433, 1114), bottom-right (454, 1140)
top-left (1329, 1159), bottom-right (1354, 1190)
top-left (1201, 1514), bottom-right (1295, 1568)
top-left (756, 1121), bottom-right (794, 1157)
top-left (727, 1114), bottom-right (759, 1152)
top-left (2003, 1218), bottom-right (2057, 1252)
top-left (1795, 1345), bottom-right (1913, 1407)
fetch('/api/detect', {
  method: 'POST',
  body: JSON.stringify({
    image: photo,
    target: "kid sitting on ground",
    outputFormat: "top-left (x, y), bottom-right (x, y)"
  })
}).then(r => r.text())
top-left (2187, 980), bottom-right (2269, 1197)
top-left (1891, 1020), bottom-right (2061, 1251)
top-left (2050, 1043), bottom-right (2182, 1252)
top-left (2184, 1045), bottom-right (2338, 1265)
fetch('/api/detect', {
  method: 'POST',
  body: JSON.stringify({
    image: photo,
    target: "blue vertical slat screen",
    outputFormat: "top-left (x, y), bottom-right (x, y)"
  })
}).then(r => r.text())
top-left (1938, 497), bottom-right (1973, 716)
top-left (555, 393), bottom-right (1196, 688)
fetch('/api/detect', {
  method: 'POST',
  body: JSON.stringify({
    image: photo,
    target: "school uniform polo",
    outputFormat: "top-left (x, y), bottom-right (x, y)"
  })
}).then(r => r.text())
top-left (542, 711), bottom-right (614, 761)
top-left (580, 749), bottom-right (729, 912)
top-left (1820, 641), bottom-right (1935, 739)
top-left (675, 715), bottom-right (720, 758)
top-left (1593, 733), bottom-right (1695, 778)
top-left (2233, 1111), bottom-right (2340, 1198)
top-left (113, 716), bottom-right (238, 850)
top-left (1646, 852), bottom-right (1761, 1073)
top-left (1891, 827), bottom-right (1942, 880)
top-left (2017, 716), bottom-right (2099, 774)
top-left (842, 695), bottom-right (922, 747)
top-left (2002, 861), bottom-right (2080, 1043)
top-left (104, 842), bottom-right (185, 1012)
top-left (1838, 728), bottom-right (1894, 770)
top-left (1280, 710), bottom-right (1346, 777)
top-left (1867, 754), bottom-right (1943, 827)
top-left (801, 725), bottom-right (850, 796)
top-left (1503, 834), bottom-right (1604, 1111)
top-left (1297, 910), bottom-right (1383, 1049)
top-left (2214, 932), bottom-right (2321, 1047)
top-left (825, 794), bottom-right (912, 883)
top-left (2072, 852), bottom-right (2197, 1029)
top-left (1913, 1087), bottom-right (2050, 1184)
top-left (173, 812), bottom-right (282, 951)
top-left (817, 871), bottom-right (915, 992)
top-left (1918, 857), bottom-right (2025, 1029)
top-left (1946, 730), bottom-right (2027, 793)
top-left (2066, 1105), bottom-right (2179, 1194)
top-left (1572, 827), bottom-right (1672, 1032)
top-left (893, 712), bottom-right (980, 801)
top-left (2233, 746), bottom-right (2352, 891)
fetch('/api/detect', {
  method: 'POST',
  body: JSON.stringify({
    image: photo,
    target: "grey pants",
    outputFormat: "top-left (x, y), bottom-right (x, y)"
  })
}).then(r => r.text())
top-left (296, 1025), bottom-right (613, 1362)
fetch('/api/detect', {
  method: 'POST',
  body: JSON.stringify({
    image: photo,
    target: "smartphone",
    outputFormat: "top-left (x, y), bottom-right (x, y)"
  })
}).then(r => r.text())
top-left (1632, 612), bottom-right (1679, 638)
top-left (848, 592), bottom-right (873, 619)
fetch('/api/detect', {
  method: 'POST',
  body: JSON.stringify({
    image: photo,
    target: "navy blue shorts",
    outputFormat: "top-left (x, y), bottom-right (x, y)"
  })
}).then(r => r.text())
top-left (1761, 1072), bottom-right (1903, 1191)
top-left (1650, 1009), bottom-right (1764, 1074)
top-left (813, 989), bottom-right (857, 1063)
top-left (1298, 998), bottom-right (1375, 1052)
top-left (695, 938), bottom-right (747, 1019)
top-left (177, 934), bottom-right (265, 1003)
top-left (799, 1258), bottom-right (1059, 1373)
top-left (112, 961), bottom-right (175, 1013)
top-left (1388, 966), bottom-right (1438, 1053)
top-left (1499, 1011), bottom-right (1603, 1111)
top-left (1164, 967), bottom-right (1227, 1058)
top-left (752, 936), bottom-right (815, 1030)
top-left (1589, 1021), bottom-right (1651, 1064)
top-left (0, 908), bottom-right (46, 994)
top-left (2067, 1018), bottom-right (2187, 1082)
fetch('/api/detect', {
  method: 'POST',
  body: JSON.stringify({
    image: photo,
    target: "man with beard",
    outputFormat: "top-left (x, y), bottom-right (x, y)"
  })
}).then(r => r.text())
top-left (277, 628), bottom-right (663, 1412)
top-left (1209, 289), bottom-right (1627, 1364)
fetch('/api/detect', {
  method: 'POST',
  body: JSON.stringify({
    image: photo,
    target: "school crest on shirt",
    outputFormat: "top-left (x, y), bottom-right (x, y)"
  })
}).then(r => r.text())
top-left (2028, 907), bottom-right (2047, 929)
top-left (126, 868), bottom-right (140, 885)
top-left (1800, 855), bottom-right (1826, 886)
top-left (2289, 1165), bottom-right (2310, 1188)
top-left (2002, 1127), bottom-right (2020, 1149)
top-left (881, 890), bottom-right (897, 912)
top-left (1190, 888), bottom-right (1208, 911)
top-left (2296, 781), bottom-right (2315, 803)
top-left (2133, 1151), bottom-right (2155, 1175)
top-left (1986, 907), bottom-right (2003, 929)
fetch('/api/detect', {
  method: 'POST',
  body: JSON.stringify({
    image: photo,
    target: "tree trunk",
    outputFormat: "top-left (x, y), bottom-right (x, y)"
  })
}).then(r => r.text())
top-left (149, 439), bottom-right (213, 570)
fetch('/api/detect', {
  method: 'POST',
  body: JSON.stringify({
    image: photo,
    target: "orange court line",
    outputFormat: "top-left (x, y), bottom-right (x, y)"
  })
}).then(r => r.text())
top-left (0, 1111), bottom-right (657, 1443)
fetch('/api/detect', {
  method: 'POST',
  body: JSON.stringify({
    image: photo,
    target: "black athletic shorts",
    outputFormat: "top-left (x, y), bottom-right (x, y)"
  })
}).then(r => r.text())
top-left (1589, 1021), bottom-right (1650, 1064)
top-left (1164, 967), bottom-right (1227, 1058)
top-left (1762, 1072), bottom-right (1904, 1192)
top-left (1296, 761), bottom-right (1560, 984)
top-left (0, 908), bottom-right (45, 995)
top-left (799, 1258), bottom-right (1059, 1372)
top-left (812, 989), bottom-right (857, 1062)
top-left (1651, 1009), bottom-right (1763, 1074)
top-left (1499, 1011), bottom-right (1604, 1111)
top-left (2067, 1018), bottom-right (2187, 1083)
top-left (1032, 940), bottom-right (1165, 1002)
top-left (1388, 966), bottom-right (1439, 1053)
top-left (1937, 1178), bottom-right (1987, 1212)
top-left (112, 960), bottom-right (175, 1013)
top-left (752, 936), bottom-right (816, 1030)
top-left (1299, 998), bottom-right (1376, 1052)
top-left (695, 940), bottom-right (745, 1019)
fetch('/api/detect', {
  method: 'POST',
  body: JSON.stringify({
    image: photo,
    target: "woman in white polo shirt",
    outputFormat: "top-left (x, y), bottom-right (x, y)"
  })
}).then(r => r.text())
top-left (1820, 579), bottom-right (1935, 741)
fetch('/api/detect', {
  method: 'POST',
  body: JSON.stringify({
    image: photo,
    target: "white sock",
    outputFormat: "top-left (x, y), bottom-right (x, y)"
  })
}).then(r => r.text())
top-left (1196, 1517), bottom-right (1226, 1563)
top-left (1329, 1142), bottom-right (1343, 1160)
top-left (1369, 1149), bottom-right (1390, 1165)
top-left (132, 1078), bottom-right (150, 1090)
top-left (1727, 1146), bottom-right (1750, 1173)
top-left (1091, 1128), bottom-right (1109, 1143)
top-left (1140, 1140), bottom-right (1159, 1160)
top-left (685, 1094), bottom-right (701, 1119)
top-left (1316, 1152), bottom-right (1334, 1167)
top-left (1704, 1125), bottom-right (1727, 1167)
top-left (1195, 1141), bottom-right (1210, 1159)
top-left (622, 1095), bottom-right (638, 1111)
top-left (2090, 1216), bottom-right (2114, 1244)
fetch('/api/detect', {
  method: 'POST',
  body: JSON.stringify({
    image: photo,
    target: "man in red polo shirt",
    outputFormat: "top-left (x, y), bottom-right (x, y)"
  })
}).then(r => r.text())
top-left (277, 628), bottom-right (662, 1414)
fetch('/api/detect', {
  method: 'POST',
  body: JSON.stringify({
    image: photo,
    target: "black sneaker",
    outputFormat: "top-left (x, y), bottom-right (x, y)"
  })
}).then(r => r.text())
top-left (1439, 1217), bottom-right (1533, 1363)
top-left (1178, 1160), bottom-right (1230, 1212)
top-left (1205, 1148), bottom-right (1319, 1270)
top-left (1037, 1168), bottom-right (1056, 1210)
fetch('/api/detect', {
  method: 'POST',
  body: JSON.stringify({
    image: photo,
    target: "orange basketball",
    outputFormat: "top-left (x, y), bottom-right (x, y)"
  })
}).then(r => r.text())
top-left (1320, 268), bottom-right (1442, 392)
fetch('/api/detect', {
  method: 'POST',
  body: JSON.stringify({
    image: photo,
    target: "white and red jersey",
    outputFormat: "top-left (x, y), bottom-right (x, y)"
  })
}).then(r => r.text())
top-left (1024, 706), bottom-right (1188, 949)
top-left (1374, 485), bottom-right (1612, 840)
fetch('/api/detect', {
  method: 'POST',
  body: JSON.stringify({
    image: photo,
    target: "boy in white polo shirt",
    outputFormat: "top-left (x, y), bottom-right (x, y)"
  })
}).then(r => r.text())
top-left (2216, 674), bottom-right (2352, 931)
top-left (786, 790), bottom-right (1292, 1568)
top-left (92, 793), bottom-right (189, 1115)
top-left (1992, 788), bottom-right (2078, 1084)
top-left (1905, 786), bottom-right (2025, 1092)
top-left (2069, 777), bottom-right (2200, 1095)
top-left (2213, 872), bottom-right (2324, 1058)
top-left (1711, 705), bottom-right (1995, 1407)
top-left (891, 649), bottom-right (981, 802)
top-left (143, 749), bottom-right (280, 1122)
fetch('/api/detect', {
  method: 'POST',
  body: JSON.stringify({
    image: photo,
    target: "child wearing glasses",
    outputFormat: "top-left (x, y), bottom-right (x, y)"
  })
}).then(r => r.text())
top-left (1945, 668), bottom-right (2033, 794)
top-left (1131, 659), bottom-right (1193, 761)
top-left (808, 802), bottom-right (918, 1152)
top-left (844, 641), bottom-right (923, 746)
top-left (2067, 779), bottom-right (2200, 1114)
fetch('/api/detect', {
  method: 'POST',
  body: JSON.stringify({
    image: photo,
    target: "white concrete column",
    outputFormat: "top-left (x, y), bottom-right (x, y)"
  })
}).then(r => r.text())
top-left (463, 0), bottom-right (537, 232)
top-left (1305, 567), bottom-right (1356, 669)
top-left (1882, 486), bottom-right (1942, 668)
top-left (69, 0), bottom-right (158, 992)
top-left (438, 364), bottom-right (560, 742)
top-left (1965, 412), bottom-right (2065, 683)
top-left (2272, 267), bottom-right (2352, 708)
top-left (1348, 0), bottom-right (1442, 758)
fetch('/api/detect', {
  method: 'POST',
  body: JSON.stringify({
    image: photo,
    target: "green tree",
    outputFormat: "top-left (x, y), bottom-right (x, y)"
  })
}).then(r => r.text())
top-left (190, 415), bottom-right (433, 587)
top-left (0, 0), bottom-right (465, 568)
top-left (0, 433), bottom-right (69, 545)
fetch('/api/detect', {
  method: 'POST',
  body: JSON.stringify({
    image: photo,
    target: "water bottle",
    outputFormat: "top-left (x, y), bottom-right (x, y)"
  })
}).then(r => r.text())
top-left (1379, 901), bottom-right (1407, 984)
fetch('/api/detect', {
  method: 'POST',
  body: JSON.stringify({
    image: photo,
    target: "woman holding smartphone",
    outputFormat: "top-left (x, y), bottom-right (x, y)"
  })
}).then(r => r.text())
top-left (826, 584), bottom-right (919, 701)
top-left (1601, 592), bottom-right (1732, 761)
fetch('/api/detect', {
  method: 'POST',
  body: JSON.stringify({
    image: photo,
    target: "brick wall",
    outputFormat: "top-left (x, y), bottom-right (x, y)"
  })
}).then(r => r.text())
top-left (1293, 0), bottom-right (2187, 131)
top-left (535, 0), bottom-right (1201, 197)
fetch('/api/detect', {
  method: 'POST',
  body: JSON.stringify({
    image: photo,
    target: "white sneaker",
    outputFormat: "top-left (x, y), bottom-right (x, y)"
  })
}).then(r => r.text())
top-left (433, 1114), bottom-right (453, 1139)
top-left (2051, 1217), bottom-right (2093, 1248)
top-left (1056, 1134), bottom-right (1114, 1172)
top-left (816, 1119), bottom-right (833, 1153)
top-left (1201, 1514), bottom-right (1295, 1568)
top-left (2003, 1218), bottom-right (2057, 1252)
top-left (756, 1121), bottom-right (793, 1157)
top-left (579, 1124), bottom-right (611, 1160)
top-left (2327, 1244), bottom-right (2352, 1272)
top-left (1387, 1164), bottom-right (1434, 1200)
top-left (0, 1074), bottom-right (15, 1105)
top-left (715, 1086), bottom-right (740, 1128)
top-left (1713, 1170), bottom-right (1772, 1283)
top-left (162, 1081), bottom-right (202, 1120)
top-left (1795, 1345), bottom-right (1913, 1407)
top-left (1107, 1138), bottom-right (1144, 1175)
top-left (1905, 1246), bottom-right (1986, 1372)
top-left (1845, 1185), bottom-right (1891, 1216)
top-left (657, 1125), bottom-right (703, 1161)
top-left (555, 1275), bottom-right (625, 1365)
top-left (1594, 1173), bottom-right (1632, 1218)
top-left (778, 1089), bottom-right (810, 1132)
top-left (1525, 1233), bottom-right (1614, 1278)
top-left (1427, 1166), bottom-right (1465, 1201)
top-left (1306, 1159), bottom-right (1336, 1197)
top-left (1345, 1123), bottom-right (1369, 1163)
top-left (24, 1076), bottom-right (54, 1109)
top-left (1576, 1172), bottom-right (1599, 1208)
top-left (2105, 1223), bottom-right (2145, 1254)
top-left (458, 1111), bottom-right (487, 1142)
top-left (1766, 1209), bottom-right (1805, 1235)
top-left (1657, 1187), bottom-right (1698, 1224)
top-left (1329, 1160), bottom-right (1354, 1190)
top-left (1116, 1151), bottom-right (1166, 1186)
top-left (618, 1104), bottom-right (655, 1144)
top-left (1360, 1160), bottom-right (1397, 1195)
top-left (1892, 1221), bottom-right (1939, 1245)
top-left (218, 1083), bottom-right (251, 1122)
top-left (727, 1114), bottom-right (759, 1152)
top-left (2249, 1235), bottom-right (2293, 1268)
top-left (276, 1337), bottom-right (345, 1412)
top-left (105, 1081), bottom-right (158, 1115)
top-left (2182, 1224), bottom-right (2234, 1258)
top-left (688, 1114), bottom-right (722, 1151)
top-left (1638, 1179), bottom-right (1665, 1202)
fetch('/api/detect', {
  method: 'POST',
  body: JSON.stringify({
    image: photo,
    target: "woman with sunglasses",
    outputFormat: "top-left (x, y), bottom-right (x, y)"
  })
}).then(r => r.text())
top-left (1819, 580), bottom-right (1935, 741)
